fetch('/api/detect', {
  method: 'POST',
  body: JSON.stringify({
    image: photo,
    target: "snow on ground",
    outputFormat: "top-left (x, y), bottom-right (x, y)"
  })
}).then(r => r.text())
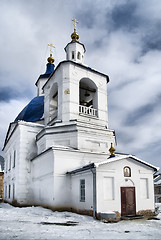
top-left (0, 203), bottom-right (161, 240)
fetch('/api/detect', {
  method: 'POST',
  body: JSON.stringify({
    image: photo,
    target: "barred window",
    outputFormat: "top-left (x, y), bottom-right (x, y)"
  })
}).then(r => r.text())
top-left (80, 179), bottom-right (85, 202)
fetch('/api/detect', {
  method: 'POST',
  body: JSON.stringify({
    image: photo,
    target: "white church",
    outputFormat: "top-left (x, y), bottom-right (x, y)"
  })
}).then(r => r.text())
top-left (3, 20), bottom-right (159, 220)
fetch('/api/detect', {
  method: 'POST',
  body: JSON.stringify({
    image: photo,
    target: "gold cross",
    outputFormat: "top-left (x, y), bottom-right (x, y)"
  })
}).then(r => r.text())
top-left (72, 18), bottom-right (78, 32)
top-left (48, 43), bottom-right (55, 55)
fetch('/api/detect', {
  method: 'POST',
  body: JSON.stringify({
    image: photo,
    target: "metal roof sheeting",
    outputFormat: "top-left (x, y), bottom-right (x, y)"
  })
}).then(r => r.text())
top-left (14, 96), bottom-right (44, 122)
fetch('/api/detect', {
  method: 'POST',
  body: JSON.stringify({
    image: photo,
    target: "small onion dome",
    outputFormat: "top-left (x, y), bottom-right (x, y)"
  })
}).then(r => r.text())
top-left (109, 143), bottom-right (115, 157)
top-left (47, 54), bottom-right (54, 64)
top-left (71, 31), bottom-right (79, 42)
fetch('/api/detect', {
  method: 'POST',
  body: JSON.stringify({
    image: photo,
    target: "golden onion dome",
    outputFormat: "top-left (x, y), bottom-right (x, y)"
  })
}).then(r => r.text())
top-left (109, 143), bottom-right (115, 157)
top-left (47, 54), bottom-right (54, 64)
top-left (71, 31), bottom-right (79, 42)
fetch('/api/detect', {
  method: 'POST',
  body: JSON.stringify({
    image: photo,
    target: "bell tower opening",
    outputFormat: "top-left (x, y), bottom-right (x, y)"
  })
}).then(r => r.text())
top-left (79, 78), bottom-right (98, 117)
top-left (49, 83), bottom-right (58, 122)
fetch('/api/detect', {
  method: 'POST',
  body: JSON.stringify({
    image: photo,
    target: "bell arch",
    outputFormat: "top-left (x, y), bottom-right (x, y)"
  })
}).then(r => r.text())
top-left (49, 82), bottom-right (58, 121)
top-left (79, 78), bottom-right (98, 117)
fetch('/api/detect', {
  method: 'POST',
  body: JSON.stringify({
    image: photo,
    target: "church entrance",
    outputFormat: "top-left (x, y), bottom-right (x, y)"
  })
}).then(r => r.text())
top-left (121, 187), bottom-right (136, 216)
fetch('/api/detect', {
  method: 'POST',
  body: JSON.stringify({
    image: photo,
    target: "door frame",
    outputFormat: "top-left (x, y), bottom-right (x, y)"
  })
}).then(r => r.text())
top-left (121, 186), bottom-right (136, 216)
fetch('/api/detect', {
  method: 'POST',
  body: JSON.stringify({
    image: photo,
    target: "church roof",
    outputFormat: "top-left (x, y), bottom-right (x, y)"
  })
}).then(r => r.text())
top-left (67, 154), bottom-right (159, 174)
top-left (42, 60), bottom-right (109, 90)
top-left (35, 63), bottom-right (55, 86)
top-left (14, 96), bottom-right (44, 122)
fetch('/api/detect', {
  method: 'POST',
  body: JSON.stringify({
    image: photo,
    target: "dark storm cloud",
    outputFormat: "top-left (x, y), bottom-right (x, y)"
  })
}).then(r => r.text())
top-left (135, 141), bottom-right (161, 168)
top-left (0, 86), bottom-right (33, 102)
top-left (142, 22), bottom-right (161, 53)
top-left (0, 87), bottom-right (18, 102)
top-left (124, 104), bottom-right (154, 126)
top-left (116, 130), bottom-right (135, 146)
top-left (110, 1), bottom-right (139, 31)
top-left (124, 94), bottom-right (161, 126)
top-left (77, 10), bottom-right (95, 29)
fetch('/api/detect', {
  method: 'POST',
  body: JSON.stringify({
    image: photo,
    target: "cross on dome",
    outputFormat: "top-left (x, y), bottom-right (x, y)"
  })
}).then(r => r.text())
top-left (71, 18), bottom-right (79, 42)
top-left (48, 43), bottom-right (55, 55)
top-left (47, 43), bottom-right (55, 64)
top-left (72, 18), bottom-right (78, 32)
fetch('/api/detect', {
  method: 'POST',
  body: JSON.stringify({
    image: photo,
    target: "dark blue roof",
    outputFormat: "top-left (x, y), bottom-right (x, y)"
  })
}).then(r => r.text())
top-left (35, 63), bottom-right (55, 86)
top-left (15, 96), bottom-right (44, 122)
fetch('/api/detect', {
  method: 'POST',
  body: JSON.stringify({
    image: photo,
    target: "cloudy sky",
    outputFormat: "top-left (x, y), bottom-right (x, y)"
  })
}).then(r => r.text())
top-left (0, 0), bottom-right (161, 171)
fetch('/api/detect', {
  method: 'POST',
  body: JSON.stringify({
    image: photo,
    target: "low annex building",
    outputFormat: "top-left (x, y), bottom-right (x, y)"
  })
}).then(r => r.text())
top-left (3, 20), bottom-right (159, 220)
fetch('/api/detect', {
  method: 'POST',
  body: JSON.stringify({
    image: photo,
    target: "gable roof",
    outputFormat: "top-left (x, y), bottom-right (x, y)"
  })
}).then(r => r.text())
top-left (67, 154), bottom-right (159, 174)
top-left (42, 60), bottom-right (109, 90)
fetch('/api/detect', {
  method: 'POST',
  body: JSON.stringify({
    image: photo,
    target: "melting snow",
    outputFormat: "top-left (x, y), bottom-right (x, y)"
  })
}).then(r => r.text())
top-left (0, 203), bottom-right (161, 239)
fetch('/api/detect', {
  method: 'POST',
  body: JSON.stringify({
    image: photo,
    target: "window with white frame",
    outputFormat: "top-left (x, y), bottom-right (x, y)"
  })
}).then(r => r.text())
top-left (72, 51), bottom-right (74, 59)
top-left (8, 185), bottom-right (11, 199)
top-left (8, 154), bottom-right (11, 171)
top-left (5, 159), bottom-right (7, 173)
top-left (77, 51), bottom-right (81, 59)
top-left (5, 185), bottom-right (7, 198)
top-left (13, 184), bottom-right (15, 199)
top-left (80, 179), bottom-right (85, 202)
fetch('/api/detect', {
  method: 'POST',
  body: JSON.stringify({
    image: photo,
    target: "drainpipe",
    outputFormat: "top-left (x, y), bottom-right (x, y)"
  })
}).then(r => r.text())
top-left (91, 167), bottom-right (96, 219)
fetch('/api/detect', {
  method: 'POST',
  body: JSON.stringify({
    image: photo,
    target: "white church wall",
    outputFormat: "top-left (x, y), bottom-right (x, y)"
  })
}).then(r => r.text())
top-left (96, 157), bottom-right (155, 215)
top-left (31, 149), bottom-right (54, 206)
top-left (53, 148), bottom-right (107, 175)
top-left (70, 171), bottom-right (93, 213)
top-left (16, 122), bottom-right (43, 204)
top-left (3, 122), bottom-right (42, 204)
top-left (51, 148), bottom-right (106, 209)
top-left (3, 124), bottom-right (20, 203)
top-left (36, 125), bottom-right (78, 155)
top-left (77, 127), bottom-right (114, 154)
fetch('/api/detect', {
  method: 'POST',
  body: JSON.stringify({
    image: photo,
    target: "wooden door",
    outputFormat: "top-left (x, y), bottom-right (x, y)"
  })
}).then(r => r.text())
top-left (121, 187), bottom-right (136, 216)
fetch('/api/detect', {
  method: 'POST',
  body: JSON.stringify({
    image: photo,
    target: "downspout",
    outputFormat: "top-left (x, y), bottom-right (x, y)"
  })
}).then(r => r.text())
top-left (91, 167), bottom-right (96, 219)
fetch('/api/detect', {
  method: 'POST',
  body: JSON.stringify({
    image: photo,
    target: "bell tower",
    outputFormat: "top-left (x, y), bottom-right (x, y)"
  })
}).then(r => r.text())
top-left (40, 20), bottom-right (116, 155)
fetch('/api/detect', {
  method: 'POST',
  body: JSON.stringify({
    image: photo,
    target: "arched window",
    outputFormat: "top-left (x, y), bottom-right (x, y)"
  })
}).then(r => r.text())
top-left (72, 51), bottom-right (74, 59)
top-left (124, 166), bottom-right (131, 177)
top-left (77, 52), bottom-right (81, 60)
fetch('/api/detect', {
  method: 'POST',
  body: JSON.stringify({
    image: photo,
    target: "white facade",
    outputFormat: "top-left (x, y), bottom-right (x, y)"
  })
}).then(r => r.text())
top-left (3, 30), bottom-right (159, 219)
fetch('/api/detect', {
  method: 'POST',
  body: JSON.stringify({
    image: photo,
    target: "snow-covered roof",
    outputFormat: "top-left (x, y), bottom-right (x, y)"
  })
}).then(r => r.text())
top-left (95, 154), bottom-right (159, 171)
top-left (154, 179), bottom-right (161, 185)
top-left (67, 154), bottom-right (159, 174)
